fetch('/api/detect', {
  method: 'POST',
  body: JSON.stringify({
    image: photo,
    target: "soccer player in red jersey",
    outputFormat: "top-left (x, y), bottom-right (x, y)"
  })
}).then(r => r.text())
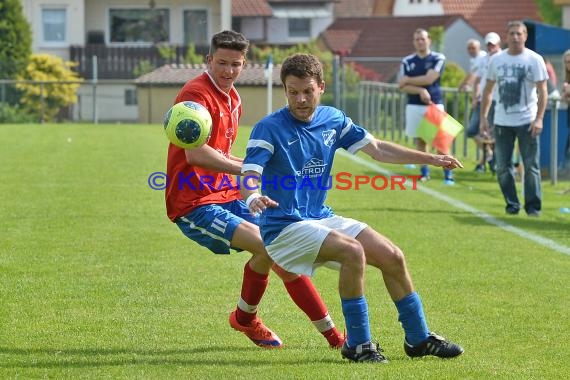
top-left (165, 30), bottom-right (344, 349)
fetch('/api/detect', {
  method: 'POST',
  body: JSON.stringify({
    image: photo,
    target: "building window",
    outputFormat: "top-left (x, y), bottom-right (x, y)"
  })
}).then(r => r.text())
top-left (125, 89), bottom-right (137, 106)
top-left (42, 8), bottom-right (66, 43)
top-left (288, 18), bottom-right (310, 38)
top-left (109, 9), bottom-right (169, 43)
top-left (232, 19), bottom-right (241, 34)
top-left (183, 10), bottom-right (208, 45)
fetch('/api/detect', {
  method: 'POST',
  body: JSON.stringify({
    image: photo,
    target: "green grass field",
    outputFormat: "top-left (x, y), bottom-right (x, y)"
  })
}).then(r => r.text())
top-left (1, 123), bottom-right (569, 379)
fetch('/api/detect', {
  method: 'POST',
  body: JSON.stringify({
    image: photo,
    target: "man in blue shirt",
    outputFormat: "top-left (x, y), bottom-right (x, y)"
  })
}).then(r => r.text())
top-left (399, 28), bottom-right (454, 184)
top-left (240, 53), bottom-right (464, 363)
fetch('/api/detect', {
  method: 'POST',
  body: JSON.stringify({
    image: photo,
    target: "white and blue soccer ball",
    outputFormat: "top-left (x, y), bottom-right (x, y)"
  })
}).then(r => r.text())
top-left (163, 101), bottom-right (212, 149)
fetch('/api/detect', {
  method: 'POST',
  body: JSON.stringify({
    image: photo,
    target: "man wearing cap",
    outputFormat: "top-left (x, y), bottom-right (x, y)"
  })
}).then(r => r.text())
top-left (468, 32), bottom-right (502, 173)
top-left (480, 21), bottom-right (548, 217)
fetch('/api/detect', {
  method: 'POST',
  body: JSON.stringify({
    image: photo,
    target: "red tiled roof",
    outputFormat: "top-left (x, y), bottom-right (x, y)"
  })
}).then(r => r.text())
top-left (134, 64), bottom-right (281, 86)
top-left (232, 0), bottom-right (273, 17)
top-left (320, 29), bottom-right (362, 55)
top-left (334, 0), bottom-right (375, 18)
top-left (321, 15), bottom-right (466, 81)
top-left (322, 15), bottom-right (464, 58)
top-left (442, 0), bottom-right (541, 36)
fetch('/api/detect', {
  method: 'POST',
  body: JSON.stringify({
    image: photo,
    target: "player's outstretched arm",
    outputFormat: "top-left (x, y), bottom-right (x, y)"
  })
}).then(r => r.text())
top-left (360, 139), bottom-right (463, 170)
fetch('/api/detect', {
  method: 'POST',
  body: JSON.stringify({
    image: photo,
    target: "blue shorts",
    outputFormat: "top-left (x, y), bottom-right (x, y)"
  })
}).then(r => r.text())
top-left (175, 200), bottom-right (257, 254)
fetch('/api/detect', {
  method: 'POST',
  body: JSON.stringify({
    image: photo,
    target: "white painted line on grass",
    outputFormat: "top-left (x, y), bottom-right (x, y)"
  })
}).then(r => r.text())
top-left (339, 151), bottom-right (570, 256)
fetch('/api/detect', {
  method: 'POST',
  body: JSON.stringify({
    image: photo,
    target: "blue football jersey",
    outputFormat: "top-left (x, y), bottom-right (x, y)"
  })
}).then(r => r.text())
top-left (242, 105), bottom-right (373, 245)
top-left (400, 51), bottom-right (445, 105)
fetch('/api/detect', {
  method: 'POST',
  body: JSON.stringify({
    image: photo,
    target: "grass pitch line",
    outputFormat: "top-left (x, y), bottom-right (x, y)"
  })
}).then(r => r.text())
top-left (340, 151), bottom-right (570, 256)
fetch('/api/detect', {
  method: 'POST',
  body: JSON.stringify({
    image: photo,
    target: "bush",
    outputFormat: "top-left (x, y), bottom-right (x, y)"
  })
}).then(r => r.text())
top-left (441, 61), bottom-right (469, 121)
top-left (0, 102), bottom-right (37, 123)
top-left (16, 54), bottom-right (82, 122)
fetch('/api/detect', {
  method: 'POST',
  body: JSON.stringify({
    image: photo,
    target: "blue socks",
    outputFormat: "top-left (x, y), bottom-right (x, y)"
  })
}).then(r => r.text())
top-left (341, 296), bottom-right (371, 347)
top-left (420, 165), bottom-right (430, 178)
top-left (342, 293), bottom-right (429, 347)
top-left (395, 292), bottom-right (429, 345)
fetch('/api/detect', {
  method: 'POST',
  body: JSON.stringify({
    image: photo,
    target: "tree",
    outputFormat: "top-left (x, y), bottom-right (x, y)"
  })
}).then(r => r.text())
top-left (250, 40), bottom-right (362, 88)
top-left (0, 0), bottom-right (32, 79)
top-left (535, 0), bottom-right (562, 26)
top-left (16, 54), bottom-right (83, 122)
top-left (428, 26), bottom-right (445, 53)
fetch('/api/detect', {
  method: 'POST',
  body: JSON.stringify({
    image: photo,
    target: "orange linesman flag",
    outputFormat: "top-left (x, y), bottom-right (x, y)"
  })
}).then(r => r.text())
top-left (417, 104), bottom-right (464, 155)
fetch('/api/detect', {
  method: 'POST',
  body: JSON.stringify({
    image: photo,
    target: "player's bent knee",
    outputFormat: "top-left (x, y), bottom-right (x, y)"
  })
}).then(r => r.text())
top-left (341, 246), bottom-right (366, 272)
top-left (366, 245), bottom-right (406, 270)
top-left (381, 249), bottom-right (409, 279)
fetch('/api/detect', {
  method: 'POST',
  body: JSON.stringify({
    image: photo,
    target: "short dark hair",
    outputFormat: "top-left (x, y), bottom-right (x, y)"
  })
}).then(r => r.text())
top-left (209, 30), bottom-right (249, 56)
top-left (506, 20), bottom-right (527, 34)
top-left (280, 53), bottom-right (324, 85)
top-left (414, 28), bottom-right (429, 38)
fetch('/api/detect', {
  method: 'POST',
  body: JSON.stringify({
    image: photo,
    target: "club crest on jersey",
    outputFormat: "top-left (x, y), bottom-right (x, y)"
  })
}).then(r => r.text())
top-left (297, 158), bottom-right (327, 178)
top-left (322, 130), bottom-right (336, 147)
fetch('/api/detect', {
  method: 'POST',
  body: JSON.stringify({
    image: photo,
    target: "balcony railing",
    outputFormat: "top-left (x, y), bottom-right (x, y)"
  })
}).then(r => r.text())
top-left (69, 44), bottom-right (209, 79)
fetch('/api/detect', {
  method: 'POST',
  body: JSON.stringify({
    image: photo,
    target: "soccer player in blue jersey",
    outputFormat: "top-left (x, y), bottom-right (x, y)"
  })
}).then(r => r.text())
top-left (240, 53), bottom-right (464, 363)
top-left (399, 28), bottom-right (454, 184)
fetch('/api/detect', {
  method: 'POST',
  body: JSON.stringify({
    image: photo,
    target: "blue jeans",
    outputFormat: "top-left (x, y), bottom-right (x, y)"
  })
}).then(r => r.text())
top-left (467, 101), bottom-right (496, 138)
top-left (466, 102), bottom-right (481, 138)
top-left (494, 124), bottom-right (541, 213)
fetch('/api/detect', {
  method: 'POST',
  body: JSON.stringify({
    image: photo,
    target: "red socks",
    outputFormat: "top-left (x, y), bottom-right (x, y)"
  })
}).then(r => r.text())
top-left (235, 262), bottom-right (343, 347)
top-left (235, 262), bottom-right (268, 325)
top-left (283, 275), bottom-right (343, 346)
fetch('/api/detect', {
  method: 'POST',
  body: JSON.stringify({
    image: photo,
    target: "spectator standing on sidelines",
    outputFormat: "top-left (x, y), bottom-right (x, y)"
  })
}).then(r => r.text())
top-left (165, 30), bottom-right (345, 349)
top-left (469, 32), bottom-right (502, 173)
top-left (241, 53), bottom-right (464, 363)
top-left (480, 21), bottom-right (548, 216)
top-left (459, 38), bottom-right (487, 92)
top-left (399, 28), bottom-right (455, 184)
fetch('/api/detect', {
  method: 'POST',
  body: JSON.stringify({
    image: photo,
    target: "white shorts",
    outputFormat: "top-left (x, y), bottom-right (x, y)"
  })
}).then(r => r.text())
top-left (266, 216), bottom-right (368, 277)
top-left (405, 103), bottom-right (444, 138)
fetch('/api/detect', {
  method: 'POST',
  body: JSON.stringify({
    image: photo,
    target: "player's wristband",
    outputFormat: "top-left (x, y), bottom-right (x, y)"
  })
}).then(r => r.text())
top-left (245, 193), bottom-right (261, 208)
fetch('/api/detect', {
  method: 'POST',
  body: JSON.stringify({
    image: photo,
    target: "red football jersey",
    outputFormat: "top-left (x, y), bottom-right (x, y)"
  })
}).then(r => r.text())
top-left (165, 72), bottom-right (242, 221)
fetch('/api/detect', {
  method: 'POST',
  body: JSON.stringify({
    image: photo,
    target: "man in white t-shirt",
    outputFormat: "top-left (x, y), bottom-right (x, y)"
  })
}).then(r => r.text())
top-left (480, 21), bottom-right (548, 217)
top-left (468, 32), bottom-right (502, 173)
top-left (459, 39), bottom-right (487, 92)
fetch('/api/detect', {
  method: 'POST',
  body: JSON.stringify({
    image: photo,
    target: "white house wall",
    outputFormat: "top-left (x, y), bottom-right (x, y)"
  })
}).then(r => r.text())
top-left (84, 0), bottom-right (221, 45)
top-left (563, 6), bottom-right (570, 29)
top-left (266, 17), bottom-right (333, 44)
top-left (73, 83), bottom-right (138, 122)
top-left (392, 0), bottom-right (444, 16)
top-left (21, 0), bottom-right (84, 60)
top-left (443, 20), bottom-right (483, 72)
top-left (240, 18), bottom-right (265, 41)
